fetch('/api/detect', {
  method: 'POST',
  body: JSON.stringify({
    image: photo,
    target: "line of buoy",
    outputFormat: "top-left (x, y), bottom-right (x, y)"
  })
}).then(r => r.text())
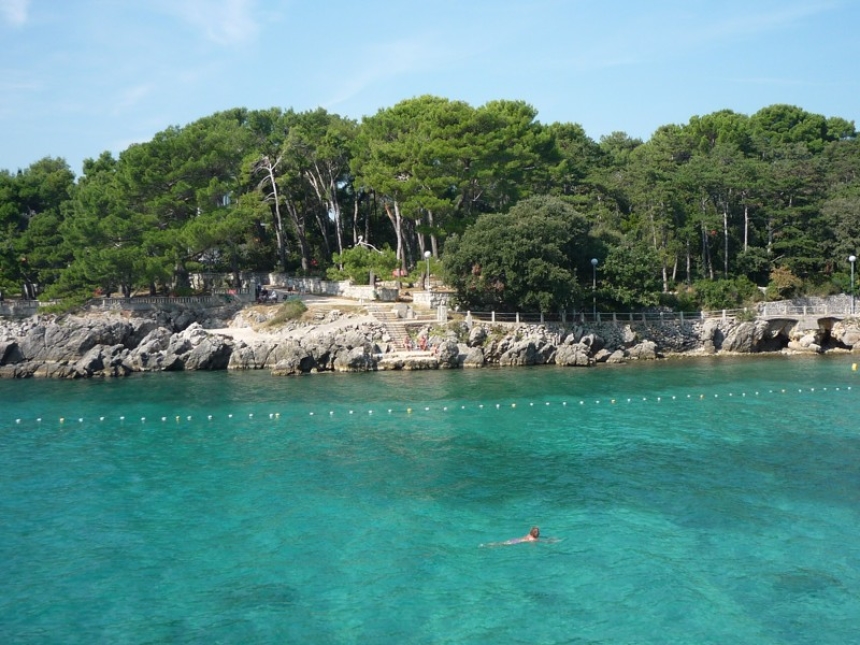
top-left (6, 385), bottom-right (854, 427)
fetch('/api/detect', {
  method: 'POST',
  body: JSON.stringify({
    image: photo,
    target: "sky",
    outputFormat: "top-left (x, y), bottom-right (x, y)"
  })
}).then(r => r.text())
top-left (1, 0), bottom-right (858, 176)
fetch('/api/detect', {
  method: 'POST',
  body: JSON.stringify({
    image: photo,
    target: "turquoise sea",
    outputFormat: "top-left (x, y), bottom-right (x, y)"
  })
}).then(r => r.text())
top-left (2, 356), bottom-right (860, 644)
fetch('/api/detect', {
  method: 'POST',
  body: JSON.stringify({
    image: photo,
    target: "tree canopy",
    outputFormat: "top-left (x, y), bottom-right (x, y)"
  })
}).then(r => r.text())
top-left (1, 99), bottom-right (857, 311)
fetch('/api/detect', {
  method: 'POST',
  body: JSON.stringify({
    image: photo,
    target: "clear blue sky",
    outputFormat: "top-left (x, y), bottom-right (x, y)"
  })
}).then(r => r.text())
top-left (2, 0), bottom-right (858, 175)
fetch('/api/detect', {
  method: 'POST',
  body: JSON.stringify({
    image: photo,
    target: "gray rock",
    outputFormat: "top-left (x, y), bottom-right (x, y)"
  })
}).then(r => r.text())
top-left (436, 340), bottom-right (461, 368)
top-left (555, 343), bottom-right (594, 367)
top-left (593, 348), bottom-right (613, 363)
top-left (579, 333), bottom-right (605, 353)
top-left (183, 337), bottom-right (233, 370)
top-left (0, 341), bottom-right (24, 365)
top-left (606, 349), bottom-right (628, 363)
top-left (499, 341), bottom-right (539, 366)
top-left (462, 346), bottom-right (485, 368)
top-left (468, 326), bottom-right (487, 347)
top-left (627, 340), bottom-right (659, 360)
top-left (333, 345), bottom-right (376, 372)
top-left (720, 321), bottom-right (764, 353)
top-left (228, 341), bottom-right (271, 370)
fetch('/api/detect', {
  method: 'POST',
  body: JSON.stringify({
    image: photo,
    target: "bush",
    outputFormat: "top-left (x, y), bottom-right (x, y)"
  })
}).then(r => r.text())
top-left (327, 245), bottom-right (399, 285)
top-left (39, 294), bottom-right (90, 315)
top-left (766, 266), bottom-right (802, 300)
top-left (264, 298), bottom-right (308, 327)
top-left (692, 276), bottom-right (759, 310)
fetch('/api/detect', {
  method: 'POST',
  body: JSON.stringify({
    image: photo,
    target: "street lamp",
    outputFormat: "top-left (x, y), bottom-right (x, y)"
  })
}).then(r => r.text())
top-left (424, 250), bottom-right (432, 291)
top-left (590, 258), bottom-right (598, 318)
top-left (850, 255), bottom-right (856, 315)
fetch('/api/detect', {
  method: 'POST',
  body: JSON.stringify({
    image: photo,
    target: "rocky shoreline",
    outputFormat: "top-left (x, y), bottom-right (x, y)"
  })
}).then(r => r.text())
top-left (1, 301), bottom-right (859, 379)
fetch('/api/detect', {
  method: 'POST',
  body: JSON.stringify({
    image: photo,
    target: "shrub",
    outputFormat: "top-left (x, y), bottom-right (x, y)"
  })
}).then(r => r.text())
top-left (692, 276), bottom-right (759, 310)
top-left (766, 266), bottom-right (802, 300)
top-left (264, 298), bottom-right (308, 327)
top-left (39, 294), bottom-right (89, 315)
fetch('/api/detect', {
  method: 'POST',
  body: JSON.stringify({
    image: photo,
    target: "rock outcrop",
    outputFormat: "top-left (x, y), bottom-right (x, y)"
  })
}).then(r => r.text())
top-left (3, 303), bottom-right (860, 379)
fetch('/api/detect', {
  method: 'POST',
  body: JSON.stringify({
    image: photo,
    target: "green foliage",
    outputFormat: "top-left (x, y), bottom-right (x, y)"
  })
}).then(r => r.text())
top-left (264, 298), bottom-right (308, 327)
top-left (0, 99), bottom-right (858, 314)
top-left (600, 241), bottom-right (663, 310)
top-left (326, 245), bottom-right (398, 284)
top-left (766, 266), bottom-right (803, 300)
top-left (692, 276), bottom-right (760, 310)
top-left (443, 195), bottom-right (592, 311)
top-left (39, 293), bottom-right (90, 315)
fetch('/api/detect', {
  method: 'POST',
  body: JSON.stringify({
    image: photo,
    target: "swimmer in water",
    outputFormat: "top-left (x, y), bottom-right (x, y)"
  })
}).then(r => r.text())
top-left (504, 526), bottom-right (540, 545)
top-left (481, 527), bottom-right (541, 547)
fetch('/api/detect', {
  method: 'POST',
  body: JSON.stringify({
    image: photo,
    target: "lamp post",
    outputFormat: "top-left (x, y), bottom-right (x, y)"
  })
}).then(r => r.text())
top-left (850, 255), bottom-right (857, 315)
top-left (424, 250), bottom-right (432, 291)
top-left (590, 258), bottom-right (598, 318)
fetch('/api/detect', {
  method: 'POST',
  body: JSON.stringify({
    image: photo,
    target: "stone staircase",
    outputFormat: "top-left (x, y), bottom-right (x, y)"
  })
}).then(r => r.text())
top-left (366, 305), bottom-right (411, 348)
top-left (366, 304), bottom-right (439, 350)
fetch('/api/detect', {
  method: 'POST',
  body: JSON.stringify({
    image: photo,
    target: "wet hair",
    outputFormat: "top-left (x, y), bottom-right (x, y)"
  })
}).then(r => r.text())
top-left (529, 527), bottom-right (540, 538)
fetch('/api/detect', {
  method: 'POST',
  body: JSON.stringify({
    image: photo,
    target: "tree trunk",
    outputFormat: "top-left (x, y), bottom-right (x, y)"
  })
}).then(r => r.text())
top-left (255, 156), bottom-right (289, 274)
top-left (384, 201), bottom-right (405, 283)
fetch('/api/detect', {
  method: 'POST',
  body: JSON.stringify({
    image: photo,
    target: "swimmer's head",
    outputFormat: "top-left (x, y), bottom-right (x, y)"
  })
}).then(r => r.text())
top-left (529, 527), bottom-right (540, 539)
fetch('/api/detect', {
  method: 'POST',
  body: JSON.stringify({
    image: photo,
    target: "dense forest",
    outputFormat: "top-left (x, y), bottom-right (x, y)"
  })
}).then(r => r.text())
top-left (1, 97), bottom-right (858, 313)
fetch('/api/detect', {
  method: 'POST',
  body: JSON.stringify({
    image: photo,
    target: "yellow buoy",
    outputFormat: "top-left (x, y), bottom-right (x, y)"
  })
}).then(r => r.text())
top-left (852, 363), bottom-right (857, 372)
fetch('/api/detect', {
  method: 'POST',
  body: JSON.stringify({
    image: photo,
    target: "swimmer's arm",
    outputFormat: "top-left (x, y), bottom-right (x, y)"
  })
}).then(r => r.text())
top-left (480, 537), bottom-right (529, 547)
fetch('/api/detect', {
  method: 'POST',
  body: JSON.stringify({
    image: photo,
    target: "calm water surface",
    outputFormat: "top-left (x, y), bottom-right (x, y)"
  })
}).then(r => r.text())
top-left (2, 356), bottom-right (859, 644)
